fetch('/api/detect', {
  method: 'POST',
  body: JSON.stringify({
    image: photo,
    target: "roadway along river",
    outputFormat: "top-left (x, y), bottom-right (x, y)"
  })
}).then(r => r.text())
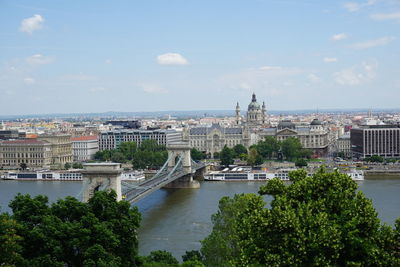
top-left (1, 179), bottom-right (400, 260)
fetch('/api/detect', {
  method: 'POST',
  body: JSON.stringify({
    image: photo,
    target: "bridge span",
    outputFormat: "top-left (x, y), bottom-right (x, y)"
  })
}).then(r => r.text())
top-left (80, 142), bottom-right (206, 203)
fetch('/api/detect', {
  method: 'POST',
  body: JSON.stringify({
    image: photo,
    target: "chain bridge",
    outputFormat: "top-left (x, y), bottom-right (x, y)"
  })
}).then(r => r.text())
top-left (79, 143), bottom-right (206, 203)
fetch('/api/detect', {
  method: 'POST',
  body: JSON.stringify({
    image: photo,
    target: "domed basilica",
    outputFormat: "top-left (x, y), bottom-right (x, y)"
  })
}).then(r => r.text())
top-left (235, 93), bottom-right (267, 127)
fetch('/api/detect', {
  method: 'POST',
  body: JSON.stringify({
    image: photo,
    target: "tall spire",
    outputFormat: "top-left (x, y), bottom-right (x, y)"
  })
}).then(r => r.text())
top-left (252, 92), bottom-right (256, 102)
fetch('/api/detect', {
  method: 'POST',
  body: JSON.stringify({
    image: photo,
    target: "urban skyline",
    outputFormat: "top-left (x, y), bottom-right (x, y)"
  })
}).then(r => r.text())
top-left (1, 0), bottom-right (400, 115)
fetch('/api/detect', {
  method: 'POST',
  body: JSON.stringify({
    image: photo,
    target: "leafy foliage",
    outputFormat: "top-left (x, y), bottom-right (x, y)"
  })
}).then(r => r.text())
top-left (232, 144), bottom-right (247, 157)
top-left (219, 145), bottom-right (234, 167)
top-left (247, 147), bottom-right (263, 166)
top-left (94, 140), bottom-right (167, 169)
top-left (182, 250), bottom-right (203, 262)
top-left (201, 169), bottom-right (400, 266)
top-left (191, 148), bottom-right (206, 161)
top-left (0, 214), bottom-right (23, 266)
top-left (2, 191), bottom-right (142, 267)
top-left (143, 250), bottom-right (179, 267)
top-left (256, 136), bottom-right (280, 159)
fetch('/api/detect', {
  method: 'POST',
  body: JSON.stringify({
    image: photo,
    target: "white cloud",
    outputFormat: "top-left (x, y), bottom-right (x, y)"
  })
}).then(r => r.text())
top-left (323, 57), bottom-right (338, 63)
top-left (23, 77), bottom-right (35, 85)
top-left (308, 73), bottom-right (321, 83)
top-left (343, 0), bottom-right (377, 12)
top-left (26, 54), bottom-right (54, 65)
top-left (331, 33), bottom-right (348, 41)
top-left (19, 14), bottom-right (44, 34)
top-left (334, 61), bottom-right (377, 85)
top-left (140, 83), bottom-right (167, 93)
top-left (157, 53), bottom-right (188, 65)
top-left (370, 12), bottom-right (400, 21)
top-left (350, 36), bottom-right (395, 49)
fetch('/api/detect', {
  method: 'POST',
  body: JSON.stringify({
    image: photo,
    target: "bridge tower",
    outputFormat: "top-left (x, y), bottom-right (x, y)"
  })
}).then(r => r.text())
top-left (81, 163), bottom-right (122, 202)
top-left (165, 142), bottom-right (200, 188)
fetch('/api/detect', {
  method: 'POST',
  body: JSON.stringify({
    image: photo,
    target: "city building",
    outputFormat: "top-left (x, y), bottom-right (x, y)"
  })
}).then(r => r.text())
top-left (0, 139), bottom-right (52, 169)
top-left (37, 134), bottom-right (73, 168)
top-left (98, 129), bottom-right (176, 150)
top-left (105, 120), bottom-right (142, 129)
top-left (183, 123), bottom-right (250, 157)
top-left (0, 130), bottom-right (26, 140)
top-left (236, 93), bottom-right (267, 127)
top-left (351, 125), bottom-right (400, 158)
top-left (260, 119), bottom-right (330, 156)
top-left (71, 136), bottom-right (99, 162)
top-left (335, 133), bottom-right (351, 158)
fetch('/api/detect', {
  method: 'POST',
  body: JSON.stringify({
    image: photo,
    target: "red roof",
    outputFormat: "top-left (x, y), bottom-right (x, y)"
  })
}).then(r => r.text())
top-left (1, 139), bottom-right (47, 145)
top-left (71, 135), bottom-right (97, 141)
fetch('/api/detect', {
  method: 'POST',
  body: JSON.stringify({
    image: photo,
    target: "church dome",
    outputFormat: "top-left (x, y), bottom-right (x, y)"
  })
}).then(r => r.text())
top-left (278, 120), bottom-right (296, 129)
top-left (310, 118), bottom-right (322, 125)
top-left (248, 101), bottom-right (260, 110)
top-left (248, 93), bottom-right (260, 110)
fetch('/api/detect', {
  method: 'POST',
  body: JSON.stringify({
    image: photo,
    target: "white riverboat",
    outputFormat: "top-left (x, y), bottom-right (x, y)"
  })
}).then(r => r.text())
top-left (204, 168), bottom-right (364, 182)
top-left (2, 171), bottom-right (83, 181)
top-left (2, 170), bottom-right (147, 182)
top-left (121, 171), bottom-right (145, 181)
top-left (204, 168), bottom-right (295, 181)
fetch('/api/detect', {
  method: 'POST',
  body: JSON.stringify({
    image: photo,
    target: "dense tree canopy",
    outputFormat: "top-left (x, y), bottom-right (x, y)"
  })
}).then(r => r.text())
top-left (219, 146), bottom-right (235, 167)
top-left (256, 136), bottom-right (280, 159)
top-left (94, 140), bottom-right (168, 169)
top-left (247, 147), bottom-right (263, 166)
top-left (190, 148), bottom-right (206, 161)
top-left (201, 168), bottom-right (400, 266)
top-left (1, 191), bottom-right (142, 267)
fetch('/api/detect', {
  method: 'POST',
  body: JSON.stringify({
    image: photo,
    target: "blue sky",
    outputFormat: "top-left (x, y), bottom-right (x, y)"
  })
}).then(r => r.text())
top-left (0, 0), bottom-right (399, 115)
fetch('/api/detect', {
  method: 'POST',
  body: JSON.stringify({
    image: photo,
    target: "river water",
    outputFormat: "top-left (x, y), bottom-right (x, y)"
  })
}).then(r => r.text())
top-left (1, 179), bottom-right (400, 260)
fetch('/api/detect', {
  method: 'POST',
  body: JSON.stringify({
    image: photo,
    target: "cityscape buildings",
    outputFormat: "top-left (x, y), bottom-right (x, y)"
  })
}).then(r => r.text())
top-left (71, 135), bottom-right (99, 162)
top-left (351, 125), bottom-right (400, 159)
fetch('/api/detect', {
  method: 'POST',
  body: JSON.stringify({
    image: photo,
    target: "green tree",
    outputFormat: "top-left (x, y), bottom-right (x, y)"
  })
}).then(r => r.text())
top-left (4, 191), bottom-right (142, 267)
top-left (111, 151), bottom-right (126, 163)
top-left (366, 155), bottom-right (385, 163)
top-left (257, 136), bottom-right (280, 159)
top-left (295, 158), bottom-right (308, 168)
top-left (94, 150), bottom-right (113, 161)
top-left (202, 169), bottom-right (400, 266)
top-left (140, 140), bottom-right (165, 152)
top-left (232, 144), bottom-right (247, 158)
top-left (299, 148), bottom-right (313, 159)
top-left (191, 148), bottom-right (206, 161)
top-left (0, 214), bottom-right (24, 266)
top-left (182, 250), bottom-right (203, 262)
top-left (281, 137), bottom-right (303, 161)
top-left (219, 145), bottom-right (234, 167)
top-left (19, 162), bottom-right (27, 170)
top-left (144, 250), bottom-right (179, 267)
top-left (72, 162), bottom-right (83, 169)
top-left (247, 147), bottom-right (263, 166)
top-left (201, 194), bottom-right (265, 267)
top-left (64, 162), bottom-right (71, 169)
top-left (118, 142), bottom-right (137, 160)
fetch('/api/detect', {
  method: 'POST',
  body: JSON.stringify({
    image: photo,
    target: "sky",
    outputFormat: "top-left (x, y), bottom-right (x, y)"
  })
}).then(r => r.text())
top-left (0, 0), bottom-right (400, 115)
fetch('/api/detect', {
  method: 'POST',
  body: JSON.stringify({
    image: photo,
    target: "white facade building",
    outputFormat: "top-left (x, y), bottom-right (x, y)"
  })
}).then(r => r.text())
top-left (98, 129), bottom-right (176, 151)
top-left (71, 136), bottom-right (99, 162)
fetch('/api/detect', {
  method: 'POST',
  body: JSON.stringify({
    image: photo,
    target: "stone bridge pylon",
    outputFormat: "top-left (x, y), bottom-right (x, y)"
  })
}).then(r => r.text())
top-left (81, 163), bottom-right (123, 202)
top-left (165, 142), bottom-right (200, 189)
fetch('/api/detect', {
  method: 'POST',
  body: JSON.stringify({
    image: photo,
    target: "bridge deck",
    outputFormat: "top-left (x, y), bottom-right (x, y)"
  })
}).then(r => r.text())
top-left (122, 159), bottom-right (204, 203)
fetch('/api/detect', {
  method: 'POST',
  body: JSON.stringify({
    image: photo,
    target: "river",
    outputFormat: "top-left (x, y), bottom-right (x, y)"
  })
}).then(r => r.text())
top-left (1, 179), bottom-right (400, 260)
